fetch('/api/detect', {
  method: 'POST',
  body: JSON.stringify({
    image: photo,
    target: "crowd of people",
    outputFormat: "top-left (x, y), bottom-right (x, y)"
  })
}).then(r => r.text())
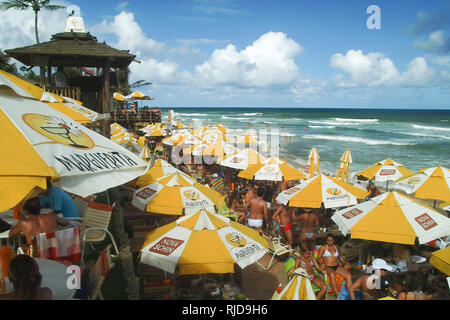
top-left (112, 102), bottom-right (161, 129)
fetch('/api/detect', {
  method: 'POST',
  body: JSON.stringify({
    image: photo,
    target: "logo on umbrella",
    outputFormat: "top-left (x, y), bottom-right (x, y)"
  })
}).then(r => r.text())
top-left (231, 157), bottom-right (243, 163)
top-left (226, 232), bottom-right (247, 247)
top-left (22, 114), bottom-right (94, 149)
top-left (407, 177), bottom-right (421, 185)
top-left (415, 213), bottom-right (437, 230)
top-left (326, 187), bottom-right (342, 196)
top-left (183, 190), bottom-right (200, 201)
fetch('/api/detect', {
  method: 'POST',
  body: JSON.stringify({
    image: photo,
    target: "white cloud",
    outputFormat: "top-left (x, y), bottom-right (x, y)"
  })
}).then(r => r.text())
top-left (0, 1), bottom-right (75, 49)
top-left (330, 49), bottom-right (441, 88)
top-left (115, 2), bottom-right (129, 12)
top-left (413, 30), bottom-right (450, 53)
top-left (289, 76), bottom-right (327, 99)
top-left (194, 31), bottom-right (302, 88)
top-left (92, 11), bottom-right (165, 58)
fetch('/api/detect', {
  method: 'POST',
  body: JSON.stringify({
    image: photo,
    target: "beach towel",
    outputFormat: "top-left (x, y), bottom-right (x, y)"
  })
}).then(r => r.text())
top-left (32, 226), bottom-right (81, 265)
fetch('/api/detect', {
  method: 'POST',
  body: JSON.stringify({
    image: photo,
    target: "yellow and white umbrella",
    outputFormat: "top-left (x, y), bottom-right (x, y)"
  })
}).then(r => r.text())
top-left (136, 159), bottom-right (185, 187)
top-left (219, 148), bottom-right (267, 170)
top-left (139, 209), bottom-right (268, 275)
top-left (442, 202), bottom-right (450, 211)
top-left (113, 92), bottom-right (126, 101)
top-left (139, 144), bottom-right (152, 161)
top-left (132, 172), bottom-right (225, 215)
top-left (110, 131), bottom-right (142, 155)
top-left (141, 123), bottom-right (167, 137)
top-left (356, 158), bottom-right (414, 183)
top-left (193, 140), bottom-right (238, 163)
top-left (238, 157), bottom-right (306, 182)
top-left (276, 174), bottom-right (368, 209)
top-left (0, 70), bottom-right (94, 124)
top-left (336, 149), bottom-right (352, 183)
top-left (214, 123), bottom-right (228, 134)
top-left (430, 247), bottom-right (450, 276)
top-left (332, 191), bottom-right (450, 245)
top-left (272, 268), bottom-right (316, 300)
top-left (393, 166), bottom-right (450, 203)
top-left (126, 91), bottom-right (154, 100)
top-left (162, 132), bottom-right (200, 146)
top-left (306, 147), bottom-right (320, 177)
top-left (0, 87), bottom-right (148, 212)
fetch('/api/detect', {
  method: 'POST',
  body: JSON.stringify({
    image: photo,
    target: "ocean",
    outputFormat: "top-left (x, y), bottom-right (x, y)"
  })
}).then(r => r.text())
top-left (160, 107), bottom-right (450, 176)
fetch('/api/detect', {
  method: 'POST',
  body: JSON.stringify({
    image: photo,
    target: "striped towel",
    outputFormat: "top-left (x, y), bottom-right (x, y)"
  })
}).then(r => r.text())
top-left (210, 177), bottom-right (225, 193)
top-left (33, 226), bottom-right (81, 265)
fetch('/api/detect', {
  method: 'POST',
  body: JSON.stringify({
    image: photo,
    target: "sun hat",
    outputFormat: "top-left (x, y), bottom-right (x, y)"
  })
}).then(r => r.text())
top-left (371, 258), bottom-right (395, 272)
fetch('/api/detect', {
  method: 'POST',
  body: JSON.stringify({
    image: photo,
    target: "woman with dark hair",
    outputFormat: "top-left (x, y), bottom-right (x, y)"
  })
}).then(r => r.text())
top-left (0, 255), bottom-right (52, 300)
top-left (397, 273), bottom-right (436, 300)
top-left (317, 234), bottom-right (353, 295)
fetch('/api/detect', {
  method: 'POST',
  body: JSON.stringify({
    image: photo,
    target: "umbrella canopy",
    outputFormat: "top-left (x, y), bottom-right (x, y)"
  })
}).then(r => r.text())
top-left (430, 247), bottom-right (450, 276)
top-left (393, 166), bottom-right (450, 202)
top-left (276, 174), bottom-right (368, 209)
top-left (113, 92), bottom-right (126, 101)
top-left (356, 158), bottom-right (413, 182)
top-left (132, 172), bottom-right (225, 215)
top-left (332, 191), bottom-right (450, 245)
top-left (272, 268), bottom-right (316, 300)
top-left (238, 157), bottom-right (306, 182)
top-left (139, 209), bottom-right (268, 275)
top-left (193, 140), bottom-right (239, 163)
top-left (0, 87), bottom-right (148, 212)
top-left (219, 148), bottom-right (267, 170)
top-left (135, 159), bottom-right (185, 187)
top-left (141, 124), bottom-right (167, 137)
top-left (126, 91), bottom-right (154, 100)
top-left (306, 147), bottom-right (320, 177)
top-left (162, 132), bottom-right (200, 146)
top-left (336, 149), bottom-right (352, 183)
top-left (139, 145), bottom-right (152, 161)
top-left (0, 70), bottom-right (94, 124)
top-left (110, 132), bottom-right (141, 155)
top-left (441, 202), bottom-right (450, 211)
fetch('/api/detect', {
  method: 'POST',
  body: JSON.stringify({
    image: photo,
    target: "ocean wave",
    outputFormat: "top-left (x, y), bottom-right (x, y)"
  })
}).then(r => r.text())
top-left (334, 118), bottom-right (379, 123)
top-left (411, 124), bottom-right (450, 132)
top-left (396, 131), bottom-right (450, 140)
top-left (302, 134), bottom-right (413, 145)
top-left (258, 130), bottom-right (296, 137)
top-left (241, 112), bottom-right (263, 116)
top-left (308, 120), bottom-right (359, 126)
top-left (174, 112), bottom-right (208, 116)
top-left (221, 115), bottom-right (251, 120)
top-left (441, 120), bottom-right (448, 122)
top-left (309, 125), bottom-right (336, 129)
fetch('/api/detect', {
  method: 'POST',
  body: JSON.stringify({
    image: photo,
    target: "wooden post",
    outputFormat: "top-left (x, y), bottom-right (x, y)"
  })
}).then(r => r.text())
top-left (103, 61), bottom-right (111, 137)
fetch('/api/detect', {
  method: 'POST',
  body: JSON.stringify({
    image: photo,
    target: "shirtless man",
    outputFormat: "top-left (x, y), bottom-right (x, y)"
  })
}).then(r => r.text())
top-left (272, 203), bottom-right (296, 246)
top-left (9, 197), bottom-right (70, 245)
top-left (243, 188), bottom-right (269, 231)
top-left (280, 177), bottom-right (289, 192)
top-left (294, 208), bottom-right (320, 251)
top-left (291, 246), bottom-right (327, 300)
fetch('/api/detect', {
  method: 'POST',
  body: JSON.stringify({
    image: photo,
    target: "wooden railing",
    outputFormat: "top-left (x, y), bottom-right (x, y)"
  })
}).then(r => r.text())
top-left (46, 86), bottom-right (81, 100)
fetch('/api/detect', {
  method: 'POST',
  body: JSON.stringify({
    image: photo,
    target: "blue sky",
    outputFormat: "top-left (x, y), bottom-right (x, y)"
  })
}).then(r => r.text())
top-left (1, 0), bottom-right (450, 108)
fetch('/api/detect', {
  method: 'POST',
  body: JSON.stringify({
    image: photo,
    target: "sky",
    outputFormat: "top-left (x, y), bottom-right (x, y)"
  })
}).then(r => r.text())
top-left (1, 0), bottom-right (450, 109)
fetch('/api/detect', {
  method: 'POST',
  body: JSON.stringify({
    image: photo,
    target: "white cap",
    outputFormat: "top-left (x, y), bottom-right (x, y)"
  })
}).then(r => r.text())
top-left (371, 258), bottom-right (395, 272)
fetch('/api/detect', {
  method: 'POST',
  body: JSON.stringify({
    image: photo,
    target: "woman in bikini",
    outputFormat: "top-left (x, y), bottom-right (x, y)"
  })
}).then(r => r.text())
top-left (292, 246), bottom-right (327, 300)
top-left (317, 234), bottom-right (352, 295)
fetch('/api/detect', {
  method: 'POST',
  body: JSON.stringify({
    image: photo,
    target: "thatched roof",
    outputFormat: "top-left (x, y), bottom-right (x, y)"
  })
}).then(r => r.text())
top-left (5, 32), bottom-right (136, 68)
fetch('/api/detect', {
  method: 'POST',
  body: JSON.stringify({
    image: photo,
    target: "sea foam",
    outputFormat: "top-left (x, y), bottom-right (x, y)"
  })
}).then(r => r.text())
top-left (411, 124), bottom-right (450, 132)
top-left (302, 134), bottom-right (413, 145)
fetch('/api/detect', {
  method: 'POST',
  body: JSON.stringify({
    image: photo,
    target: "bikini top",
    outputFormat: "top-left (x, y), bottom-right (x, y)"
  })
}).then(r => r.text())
top-left (323, 245), bottom-right (339, 257)
top-left (299, 259), bottom-right (314, 268)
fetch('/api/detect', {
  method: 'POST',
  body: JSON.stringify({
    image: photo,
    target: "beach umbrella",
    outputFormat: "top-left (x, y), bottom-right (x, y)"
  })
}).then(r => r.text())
top-left (306, 147), bottom-right (320, 177)
top-left (136, 159), bottom-right (185, 187)
top-left (219, 148), bottom-right (267, 170)
top-left (0, 87), bottom-right (148, 212)
top-left (0, 70), bottom-right (94, 124)
top-left (110, 131), bottom-right (142, 155)
top-left (113, 92), bottom-right (126, 101)
top-left (132, 172), bottom-right (225, 215)
top-left (331, 191), bottom-right (450, 245)
top-left (194, 140), bottom-right (239, 163)
top-left (162, 132), bottom-right (200, 146)
top-left (238, 157), bottom-right (307, 182)
top-left (393, 166), bottom-right (450, 205)
top-left (430, 247), bottom-right (450, 276)
top-left (336, 149), bottom-right (352, 183)
top-left (271, 268), bottom-right (316, 300)
top-left (139, 209), bottom-right (268, 275)
top-left (356, 158), bottom-right (414, 189)
top-left (276, 174), bottom-right (368, 209)
top-left (126, 91), bottom-right (154, 101)
top-left (441, 202), bottom-right (450, 211)
top-left (139, 145), bottom-right (152, 161)
top-left (214, 123), bottom-right (228, 134)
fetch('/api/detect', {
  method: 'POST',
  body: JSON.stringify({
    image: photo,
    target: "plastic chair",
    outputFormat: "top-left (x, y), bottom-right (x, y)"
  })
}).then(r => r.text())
top-left (256, 230), bottom-right (293, 271)
top-left (88, 244), bottom-right (116, 300)
top-left (66, 202), bottom-right (119, 266)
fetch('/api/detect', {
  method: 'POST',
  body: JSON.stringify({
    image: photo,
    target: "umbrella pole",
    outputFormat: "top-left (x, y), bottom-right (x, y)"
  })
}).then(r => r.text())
top-left (433, 200), bottom-right (436, 209)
